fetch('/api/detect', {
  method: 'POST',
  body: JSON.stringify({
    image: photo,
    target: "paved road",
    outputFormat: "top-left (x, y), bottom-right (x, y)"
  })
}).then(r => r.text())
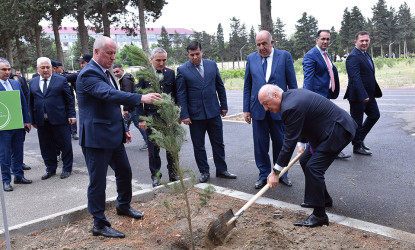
top-left (10, 88), bottom-right (415, 235)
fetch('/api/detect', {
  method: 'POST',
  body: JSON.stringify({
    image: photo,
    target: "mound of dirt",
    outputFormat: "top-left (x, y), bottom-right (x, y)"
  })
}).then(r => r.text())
top-left (4, 189), bottom-right (414, 249)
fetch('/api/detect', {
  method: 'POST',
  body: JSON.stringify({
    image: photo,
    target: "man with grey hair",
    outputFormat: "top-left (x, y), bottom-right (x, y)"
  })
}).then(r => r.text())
top-left (258, 84), bottom-right (357, 227)
top-left (29, 57), bottom-right (76, 180)
top-left (137, 47), bottom-right (178, 187)
top-left (76, 36), bottom-right (162, 238)
top-left (243, 30), bottom-right (298, 189)
top-left (0, 58), bottom-right (32, 191)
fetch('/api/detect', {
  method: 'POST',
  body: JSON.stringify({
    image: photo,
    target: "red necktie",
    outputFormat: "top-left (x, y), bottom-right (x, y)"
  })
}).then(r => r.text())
top-left (323, 52), bottom-right (335, 92)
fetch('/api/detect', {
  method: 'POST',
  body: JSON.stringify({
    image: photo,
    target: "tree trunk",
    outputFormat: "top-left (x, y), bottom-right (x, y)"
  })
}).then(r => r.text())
top-left (76, 0), bottom-right (89, 53)
top-left (15, 36), bottom-right (22, 72)
top-left (370, 47), bottom-right (373, 58)
top-left (380, 44), bottom-right (383, 58)
top-left (34, 24), bottom-right (43, 58)
top-left (260, 0), bottom-right (273, 37)
top-left (102, 4), bottom-right (111, 37)
top-left (398, 42), bottom-right (401, 58)
top-left (51, 8), bottom-right (65, 67)
top-left (5, 39), bottom-right (13, 67)
top-left (138, 0), bottom-right (149, 53)
top-left (404, 39), bottom-right (407, 58)
top-left (388, 42), bottom-right (393, 58)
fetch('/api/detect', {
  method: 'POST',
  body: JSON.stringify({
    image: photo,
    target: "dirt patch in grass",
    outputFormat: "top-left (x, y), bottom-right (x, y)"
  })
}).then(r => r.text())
top-left (4, 190), bottom-right (414, 249)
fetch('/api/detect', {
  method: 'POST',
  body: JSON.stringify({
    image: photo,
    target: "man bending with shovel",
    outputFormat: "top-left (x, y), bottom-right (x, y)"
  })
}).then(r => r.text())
top-left (259, 84), bottom-right (357, 227)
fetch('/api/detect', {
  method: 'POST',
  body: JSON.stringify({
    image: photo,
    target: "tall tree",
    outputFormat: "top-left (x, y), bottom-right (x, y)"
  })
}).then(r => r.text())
top-left (74, 0), bottom-right (90, 53)
top-left (371, 0), bottom-right (389, 57)
top-left (386, 7), bottom-right (398, 57)
top-left (273, 17), bottom-right (288, 51)
top-left (157, 26), bottom-right (171, 55)
top-left (329, 27), bottom-right (340, 61)
top-left (228, 17), bottom-right (248, 68)
top-left (260, 0), bottom-right (273, 36)
top-left (396, 2), bottom-right (413, 58)
top-left (339, 8), bottom-right (351, 54)
top-left (247, 26), bottom-right (257, 55)
top-left (293, 12), bottom-right (318, 58)
top-left (349, 6), bottom-right (366, 43)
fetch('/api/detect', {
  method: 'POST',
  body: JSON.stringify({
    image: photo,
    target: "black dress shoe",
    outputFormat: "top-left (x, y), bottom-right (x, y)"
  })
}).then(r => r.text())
top-left (14, 177), bottom-right (33, 184)
top-left (116, 207), bottom-right (144, 219)
top-left (60, 171), bottom-right (71, 179)
top-left (41, 172), bottom-right (56, 180)
top-left (293, 214), bottom-right (329, 227)
top-left (3, 182), bottom-right (13, 192)
top-left (199, 172), bottom-right (210, 183)
top-left (168, 169), bottom-right (178, 182)
top-left (335, 151), bottom-right (351, 160)
top-left (361, 142), bottom-right (370, 151)
top-left (216, 171), bottom-right (237, 179)
top-left (353, 147), bottom-right (372, 155)
top-left (92, 225), bottom-right (125, 238)
top-left (72, 134), bottom-right (79, 140)
top-left (22, 163), bottom-right (31, 170)
top-left (152, 178), bottom-right (161, 187)
top-left (279, 176), bottom-right (292, 187)
top-left (255, 179), bottom-right (267, 189)
top-left (301, 198), bottom-right (333, 208)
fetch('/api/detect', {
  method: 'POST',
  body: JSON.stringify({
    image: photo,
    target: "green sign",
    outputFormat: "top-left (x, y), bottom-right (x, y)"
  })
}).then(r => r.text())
top-left (0, 90), bottom-right (24, 131)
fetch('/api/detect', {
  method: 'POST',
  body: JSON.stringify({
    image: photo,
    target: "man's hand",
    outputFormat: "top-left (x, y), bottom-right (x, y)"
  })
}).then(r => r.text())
top-left (267, 171), bottom-right (280, 188)
top-left (244, 112), bottom-right (251, 124)
top-left (24, 123), bottom-right (31, 132)
top-left (139, 121), bottom-right (147, 130)
top-left (297, 146), bottom-right (305, 155)
top-left (125, 131), bottom-right (132, 143)
top-left (221, 110), bottom-right (228, 117)
top-left (123, 111), bottom-right (128, 117)
top-left (141, 93), bottom-right (162, 104)
top-left (182, 118), bottom-right (192, 125)
top-left (363, 98), bottom-right (369, 103)
top-left (68, 118), bottom-right (76, 125)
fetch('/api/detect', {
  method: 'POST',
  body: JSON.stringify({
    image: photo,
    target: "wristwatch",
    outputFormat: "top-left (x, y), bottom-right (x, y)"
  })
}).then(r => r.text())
top-left (273, 166), bottom-right (281, 175)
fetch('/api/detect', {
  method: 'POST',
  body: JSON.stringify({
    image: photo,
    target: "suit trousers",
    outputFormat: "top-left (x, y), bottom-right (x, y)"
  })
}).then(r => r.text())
top-left (37, 121), bottom-right (73, 173)
top-left (82, 144), bottom-right (132, 228)
top-left (349, 98), bottom-right (380, 148)
top-left (299, 123), bottom-right (352, 207)
top-left (146, 128), bottom-right (174, 177)
top-left (0, 129), bottom-right (25, 183)
top-left (252, 112), bottom-right (287, 180)
top-left (188, 115), bottom-right (227, 174)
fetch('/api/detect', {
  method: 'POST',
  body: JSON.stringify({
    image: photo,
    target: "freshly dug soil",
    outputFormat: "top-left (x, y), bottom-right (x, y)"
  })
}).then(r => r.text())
top-left (4, 189), bottom-right (414, 249)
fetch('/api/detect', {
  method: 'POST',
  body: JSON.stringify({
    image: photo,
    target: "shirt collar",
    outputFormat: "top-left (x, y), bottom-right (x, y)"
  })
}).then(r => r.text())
top-left (40, 76), bottom-right (51, 81)
top-left (92, 58), bottom-right (108, 73)
top-left (316, 45), bottom-right (328, 55)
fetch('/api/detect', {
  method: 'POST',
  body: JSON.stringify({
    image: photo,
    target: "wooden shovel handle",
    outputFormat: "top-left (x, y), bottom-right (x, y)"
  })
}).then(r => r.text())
top-left (227, 152), bottom-right (303, 225)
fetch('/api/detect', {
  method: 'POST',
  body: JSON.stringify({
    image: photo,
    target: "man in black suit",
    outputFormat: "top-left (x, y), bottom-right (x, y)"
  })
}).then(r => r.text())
top-left (344, 31), bottom-right (382, 155)
top-left (176, 41), bottom-right (236, 183)
top-left (136, 47), bottom-right (177, 187)
top-left (113, 64), bottom-right (148, 151)
top-left (76, 36), bottom-right (161, 238)
top-left (29, 57), bottom-right (76, 180)
top-left (259, 85), bottom-right (357, 227)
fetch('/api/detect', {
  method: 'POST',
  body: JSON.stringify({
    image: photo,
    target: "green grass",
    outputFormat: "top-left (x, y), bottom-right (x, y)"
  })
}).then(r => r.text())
top-left (223, 59), bottom-right (415, 90)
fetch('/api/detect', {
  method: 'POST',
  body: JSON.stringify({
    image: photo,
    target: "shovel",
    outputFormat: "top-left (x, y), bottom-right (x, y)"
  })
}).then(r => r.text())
top-left (206, 152), bottom-right (303, 245)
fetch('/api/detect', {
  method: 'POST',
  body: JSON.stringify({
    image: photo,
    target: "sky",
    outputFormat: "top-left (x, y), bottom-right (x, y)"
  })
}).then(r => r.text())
top-left (56, 0), bottom-right (414, 39)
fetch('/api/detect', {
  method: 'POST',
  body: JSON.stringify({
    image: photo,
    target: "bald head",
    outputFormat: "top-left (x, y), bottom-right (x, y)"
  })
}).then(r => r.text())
top-left (258, 84), bottom-right (283, 113)
top-left (256, 30), bottom-right (274, 58)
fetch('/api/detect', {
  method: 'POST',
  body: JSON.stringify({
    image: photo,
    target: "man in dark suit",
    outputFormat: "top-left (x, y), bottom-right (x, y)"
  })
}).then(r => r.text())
top-left (176, 41), bottom-right (236, 183)
top-left (0, 58), bottom-right (32, 191)
top-left (76, 36), bottom-right (161, 238)
top-left (113, 64), bottom-right (148, 151)
top-left (344, 31), bottom-right (382, 155)
top-left (303, 30), bottom-right (350, 160)
top-left (259, 85), bottom-right (357, 227)
top-left (29, 57), bottom-right (76, 180)
top-left (243, 30), bottom-right (298, 189)
top-left (136, 47), bottom-right (177, 187)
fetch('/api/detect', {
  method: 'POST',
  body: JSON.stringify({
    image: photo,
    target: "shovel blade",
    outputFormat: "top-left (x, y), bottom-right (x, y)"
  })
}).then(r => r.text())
top-left (206, 209), bottom-right (237, 245)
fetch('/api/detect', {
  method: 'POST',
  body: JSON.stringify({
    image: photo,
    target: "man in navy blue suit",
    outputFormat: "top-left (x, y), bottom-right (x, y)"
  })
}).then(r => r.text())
top-left (29, 57), bottom-right (76, 180)
top-left (344, 31), bottom-right (382, 155)
top-left (136, 47), bottom-right (178, 187)
top-left (76, 36), bottom-right (162, 238)
top-left (243, 30), bottom-right (298, 189)
top-left (0, 58), bottom-right (32, 192)
top-left (176, 41), bottom-right (237, 183)
top-left (302, 30), bottom-right (350, 161)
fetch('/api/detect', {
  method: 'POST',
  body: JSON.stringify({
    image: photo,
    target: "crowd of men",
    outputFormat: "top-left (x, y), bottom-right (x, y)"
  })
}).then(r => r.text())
top-left (0, 28), bottom-right (381, 236)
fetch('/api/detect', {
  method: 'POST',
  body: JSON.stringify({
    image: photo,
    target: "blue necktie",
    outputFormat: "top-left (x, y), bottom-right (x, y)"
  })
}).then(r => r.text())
top-left (43, 79), bottom-right (47, 95)
top-left (4, 80), bottom-right (13, 91)
top-left (364, 52), bottom-right (374, 69)
top-left (263, 57), bottom-right (268, 77)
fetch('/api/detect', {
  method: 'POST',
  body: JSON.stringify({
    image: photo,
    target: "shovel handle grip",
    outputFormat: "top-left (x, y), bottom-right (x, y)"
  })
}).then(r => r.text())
top-left (226, 152), bottom-right (303, 226)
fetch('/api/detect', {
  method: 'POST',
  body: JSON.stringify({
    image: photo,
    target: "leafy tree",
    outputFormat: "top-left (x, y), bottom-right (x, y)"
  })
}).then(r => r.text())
top-left (228, 17), bottom-right (248, 68)
top-left (386, 7), bottom-right (398, 57)
top-left (216, 23), bottom-right (226, 62)
top-left (273, 17), bottom-right (289, 51)
top-left (339, 8), bottom-right (351, 54)
top-left (371, 0), bottom-right (390, 57)
top-left (293, 12), bottom-right (318, 58)
top-left (260, 0), bottom-right (273, 36)
top-left (349, 6), bottom-right (366, 43)
top-left (157, 26), bottom-right (171, 55)
top-left (247, 26), bottom-right (257, 55)
top-left (329, 27), bottom-right (341, 61)
top-left (396, 2), bottom-right (414, 58)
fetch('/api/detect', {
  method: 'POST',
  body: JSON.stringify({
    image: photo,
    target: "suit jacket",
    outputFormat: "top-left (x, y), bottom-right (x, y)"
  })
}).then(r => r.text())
top-left (243, 48), bottom-right (298, 120)
top-left (10, 74), bottom-right (29, 104)
top-left (303, 46), bottom-right (340, 99)
top-left (344, 47), bottom-right (382, 102)
top-left (137, 67), bottom-right (176, 116)
top-left (29, 74), bottom-right (76, 126)
top-left (0, 79), bottom-right (30, 124)
top-left (276, 89), bottom-right (357, 167)
top-left (176, 59), bottom-right (227, 120)
top-left (119, 72), bottom-right (137, 112)
top-left (76, 59), bottom-right (142, 148)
